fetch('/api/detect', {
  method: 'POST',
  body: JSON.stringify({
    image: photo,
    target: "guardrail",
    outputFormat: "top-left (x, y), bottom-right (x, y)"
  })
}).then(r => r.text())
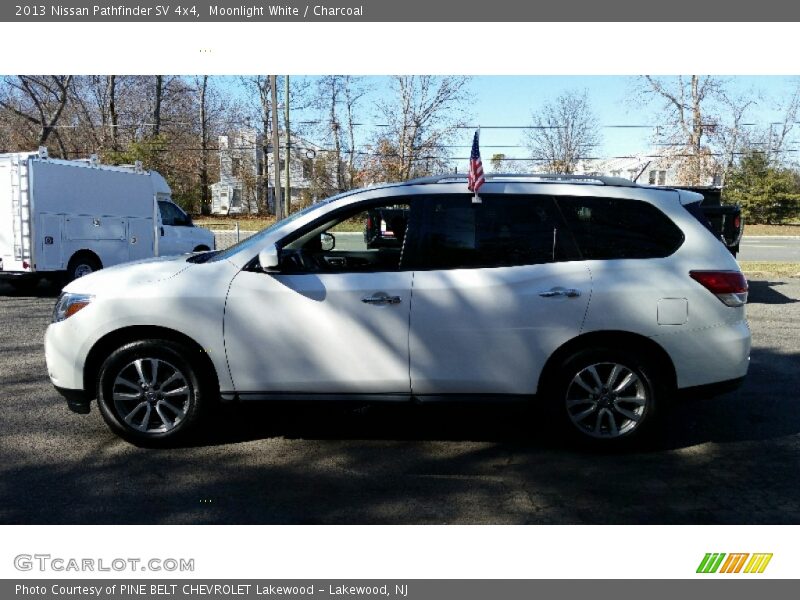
top-left (196, 221), bottom-right (257, 250)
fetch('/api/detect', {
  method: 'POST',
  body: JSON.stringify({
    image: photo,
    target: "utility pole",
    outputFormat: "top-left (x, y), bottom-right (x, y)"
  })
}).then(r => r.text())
top-left (284, 75), bottom-right (291, 216)
top-left (270, 75), bottom-right (283, 221)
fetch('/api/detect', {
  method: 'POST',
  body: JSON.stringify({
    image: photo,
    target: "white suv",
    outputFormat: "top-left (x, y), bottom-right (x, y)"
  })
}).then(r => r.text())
top-left (44, 175), bottom-right (751, 445)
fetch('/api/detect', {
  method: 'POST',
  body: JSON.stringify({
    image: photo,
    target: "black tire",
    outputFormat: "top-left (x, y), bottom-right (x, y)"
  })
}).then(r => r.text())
top-left (550, 347), bottom-right (662, 446)
top-left (193, 245), bottom-right (210, 252)
top-left (96, 339), bottom-right (210, 446)
top-left (66, 252), bottom-right (101, 283)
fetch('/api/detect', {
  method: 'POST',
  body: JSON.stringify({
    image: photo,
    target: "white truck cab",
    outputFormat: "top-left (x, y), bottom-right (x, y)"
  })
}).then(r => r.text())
top-left (0, 149), bottom-right (214, 288)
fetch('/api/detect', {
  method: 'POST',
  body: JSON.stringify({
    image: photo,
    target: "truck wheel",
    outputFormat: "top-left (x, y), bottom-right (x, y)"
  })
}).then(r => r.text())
top-left (66, 253), bottom-right (101, 282)
top-left (96, 339), bottom-right (209, 446)
top-left (551, 348), bottom-right (662, 446)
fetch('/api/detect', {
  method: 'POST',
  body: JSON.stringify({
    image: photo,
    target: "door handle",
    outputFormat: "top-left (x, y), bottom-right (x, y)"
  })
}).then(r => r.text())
top-left (539, 288), bottom-right (581, 298)
top-left (362, 294), bottom-right (402, 305)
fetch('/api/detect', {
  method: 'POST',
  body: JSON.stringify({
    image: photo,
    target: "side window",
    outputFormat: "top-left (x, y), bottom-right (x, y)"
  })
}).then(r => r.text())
top-left (159, 201), bottom-right (190, 226)
top-left (556, 196), bottom-right (684, 259)
top-left (417, 195), bottom-right (576, 270)
top-left (279, 200), bottom-right (414, 273)
top-left (158, 201), bottom-right (175, 226)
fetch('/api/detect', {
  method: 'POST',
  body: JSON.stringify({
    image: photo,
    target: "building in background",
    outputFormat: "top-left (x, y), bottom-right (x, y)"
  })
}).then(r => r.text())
top-left (577, 153), bottom-right (721, 187)
top-left (210, 129), bottom-right (325, 215)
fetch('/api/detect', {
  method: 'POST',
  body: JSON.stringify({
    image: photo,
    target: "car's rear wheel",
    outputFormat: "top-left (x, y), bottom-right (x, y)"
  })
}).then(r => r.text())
top-left (553, 348), bottom-right (661, 445)
top-left (96, 340), bottom-right (209, 446)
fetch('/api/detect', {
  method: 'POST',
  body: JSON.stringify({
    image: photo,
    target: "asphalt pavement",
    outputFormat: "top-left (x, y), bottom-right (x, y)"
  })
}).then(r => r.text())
top-left (1, 277), bottom-right (799, 524)
top-left (737, 236), bottom-right (800, 262)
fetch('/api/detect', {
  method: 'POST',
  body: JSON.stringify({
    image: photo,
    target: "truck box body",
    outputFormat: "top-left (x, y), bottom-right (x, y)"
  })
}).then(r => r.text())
top-left (0, 151), bottom-right (213, 280)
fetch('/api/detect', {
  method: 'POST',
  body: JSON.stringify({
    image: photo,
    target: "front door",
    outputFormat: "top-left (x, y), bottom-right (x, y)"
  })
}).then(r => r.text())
top-left (224, 198), bottom-right (417, 396)
top-left (157, 200), bottom-right (193, 256)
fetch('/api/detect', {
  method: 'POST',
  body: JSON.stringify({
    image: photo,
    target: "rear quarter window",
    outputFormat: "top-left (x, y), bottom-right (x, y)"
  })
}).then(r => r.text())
top-left (556, 196), bottom-right (684, 260)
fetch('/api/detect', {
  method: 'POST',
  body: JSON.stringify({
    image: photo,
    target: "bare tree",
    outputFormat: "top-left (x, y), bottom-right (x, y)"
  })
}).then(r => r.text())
top-left (715, 90), bottom-right (757, 185)
top-left (314, 75), bottom-right (369, 191)
top-left (639, 75), bottom-right (725, 184)
top-left (0, 75), bottom-right (73, 155)
top-left (762, 83), bottom-right (800, 163)
top-left (374, 75), bottom-right (470, 181)
top-left (525, 89), bottom-right (599, 174)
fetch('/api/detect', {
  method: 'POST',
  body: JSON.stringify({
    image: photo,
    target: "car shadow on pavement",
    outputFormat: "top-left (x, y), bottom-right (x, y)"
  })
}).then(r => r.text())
top-left (183, 341), bottom-right (798, 456)
top-left (2, 344), bottom-right (799, 524)
top-left (0, 279), bottom-right (61, 298)
top-left (747, 279), bottom-right (799, 304)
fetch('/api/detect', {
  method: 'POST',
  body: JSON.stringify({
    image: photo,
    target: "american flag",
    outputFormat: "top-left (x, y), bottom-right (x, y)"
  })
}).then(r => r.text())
top-left (467, 130), bottom-right (485, 194)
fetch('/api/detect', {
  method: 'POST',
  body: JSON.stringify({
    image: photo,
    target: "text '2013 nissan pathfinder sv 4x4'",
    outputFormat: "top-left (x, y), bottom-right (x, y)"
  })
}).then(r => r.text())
top-left (45, 174), bottom-right (750, 446)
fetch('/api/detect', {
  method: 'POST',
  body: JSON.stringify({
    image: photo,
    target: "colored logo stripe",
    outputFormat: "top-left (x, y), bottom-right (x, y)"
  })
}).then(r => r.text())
top-left (697, 553), bottom-right (726, 573)
top-left (719, 553), bottom-right (749, 573)
top-left (744, 554), bottom-right (773, 574)
top-left (697, 553), bottom-right (773, 574)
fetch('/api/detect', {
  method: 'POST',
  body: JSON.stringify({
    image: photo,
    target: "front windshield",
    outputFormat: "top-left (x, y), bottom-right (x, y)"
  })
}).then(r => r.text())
top-left (209, 198), bottom-right (336, 262)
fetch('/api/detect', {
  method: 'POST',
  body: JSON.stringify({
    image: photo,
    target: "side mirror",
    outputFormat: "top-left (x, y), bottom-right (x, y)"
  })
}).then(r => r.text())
top-left (258, 244), bottom-right (280, 272)
top-left (320, 232), bottom-right (336, 252)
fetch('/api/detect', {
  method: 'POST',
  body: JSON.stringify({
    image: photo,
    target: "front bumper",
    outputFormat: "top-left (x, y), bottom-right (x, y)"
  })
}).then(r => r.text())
top-left (44, 322), bottom-right (88, 392)
top-left (54, 385), bottom-right (91, 414)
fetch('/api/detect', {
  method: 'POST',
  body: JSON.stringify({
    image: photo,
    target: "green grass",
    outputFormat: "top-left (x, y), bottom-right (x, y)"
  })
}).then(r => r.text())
top-left (742, 223), bottom-right (800, 236)
top-left (739, 262), bottom-right (800, 278)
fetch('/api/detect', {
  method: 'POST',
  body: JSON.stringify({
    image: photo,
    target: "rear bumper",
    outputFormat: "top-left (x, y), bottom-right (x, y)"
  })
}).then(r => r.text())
top-left (652, 319), bottom-right (751, 389)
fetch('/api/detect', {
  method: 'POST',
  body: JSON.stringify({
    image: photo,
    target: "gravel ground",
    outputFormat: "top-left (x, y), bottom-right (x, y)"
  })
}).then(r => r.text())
top-left (0, 277), bottom-right (798, 524)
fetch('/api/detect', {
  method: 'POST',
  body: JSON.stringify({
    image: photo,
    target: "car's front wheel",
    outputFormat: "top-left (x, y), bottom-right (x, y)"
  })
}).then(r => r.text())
top-left (96, 340), bottom-right (209, 446)
top-left (553, 348), bottom-right (661, 445)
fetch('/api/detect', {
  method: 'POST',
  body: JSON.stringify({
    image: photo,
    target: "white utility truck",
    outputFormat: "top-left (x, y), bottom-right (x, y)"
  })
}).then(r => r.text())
top-left (0, 149), bottom-right (214, 289)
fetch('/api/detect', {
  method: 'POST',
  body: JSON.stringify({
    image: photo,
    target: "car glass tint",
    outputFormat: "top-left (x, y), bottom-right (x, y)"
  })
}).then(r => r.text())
top-left (556, 196), bottom-right (683, 259)
top-left (158, 201), bottom-right (175, 226)
top-left (420, 195), bottom-right (571, 269)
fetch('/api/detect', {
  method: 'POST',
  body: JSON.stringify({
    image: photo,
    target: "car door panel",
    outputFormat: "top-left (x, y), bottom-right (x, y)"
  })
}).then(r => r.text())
top-left (224, 268), bottom-right (413, 394)
top-left (407, 193), bottom-right (590, 396)
top-left (409, 263), bottom-right (592, 395)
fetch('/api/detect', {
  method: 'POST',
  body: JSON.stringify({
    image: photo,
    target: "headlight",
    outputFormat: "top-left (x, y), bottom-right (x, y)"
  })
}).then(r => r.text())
top-left (53, 293), bottom-right (94, 323)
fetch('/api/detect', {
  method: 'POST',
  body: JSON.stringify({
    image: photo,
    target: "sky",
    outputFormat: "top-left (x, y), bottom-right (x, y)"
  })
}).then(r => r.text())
top-left (229, 75), bottom-right (800, 171)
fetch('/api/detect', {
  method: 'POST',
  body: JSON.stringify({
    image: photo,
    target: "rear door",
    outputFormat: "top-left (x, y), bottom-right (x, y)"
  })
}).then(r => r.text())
top-left (408, 194), bottom-right (592, 396)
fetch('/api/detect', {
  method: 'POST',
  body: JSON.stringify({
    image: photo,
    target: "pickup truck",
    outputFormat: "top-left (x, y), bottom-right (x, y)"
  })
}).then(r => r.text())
top-left (680, 186), bottom-right (744, 257)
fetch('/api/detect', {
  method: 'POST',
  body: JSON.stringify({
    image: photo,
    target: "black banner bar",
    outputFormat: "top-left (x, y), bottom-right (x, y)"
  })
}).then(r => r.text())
top-left (2, 0), bottom-right (800, 22)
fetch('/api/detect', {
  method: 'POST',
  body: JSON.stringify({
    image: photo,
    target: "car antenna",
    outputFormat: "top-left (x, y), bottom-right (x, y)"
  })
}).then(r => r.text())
top-left (633, 160), bottom-right (651, 183)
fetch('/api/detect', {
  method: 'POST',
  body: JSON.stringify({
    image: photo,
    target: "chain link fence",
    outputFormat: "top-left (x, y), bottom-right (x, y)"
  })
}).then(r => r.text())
top-left (196, 222), bottom-right (257, 250)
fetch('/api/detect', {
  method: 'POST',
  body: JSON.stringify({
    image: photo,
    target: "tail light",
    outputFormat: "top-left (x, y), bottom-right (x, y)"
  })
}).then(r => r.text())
top-left (690, 270), bottom-right (748, 307)
top-left (733, 215), bottom-right (741, 229)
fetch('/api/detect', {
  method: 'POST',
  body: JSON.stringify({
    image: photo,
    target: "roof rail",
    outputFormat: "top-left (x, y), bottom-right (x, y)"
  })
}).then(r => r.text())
top-left (404, 173), bottom-right (639, 188)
